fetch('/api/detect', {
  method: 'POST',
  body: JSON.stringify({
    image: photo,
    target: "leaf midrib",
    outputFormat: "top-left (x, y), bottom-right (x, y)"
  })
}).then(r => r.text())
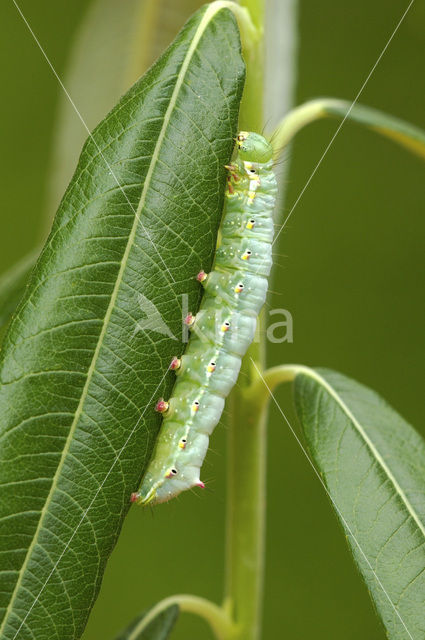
top-left (301, 367), bottom-right (425, 539)
top-left (0, 4), bottom-right (226, 634)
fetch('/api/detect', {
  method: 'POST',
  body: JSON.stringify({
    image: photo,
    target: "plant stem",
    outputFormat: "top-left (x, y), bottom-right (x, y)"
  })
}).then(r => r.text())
top-left (261, 363), bottom-right (307, 391)
top-left (127, 594), bottom-right (237, 640)
top-left (224, 380), bottom-right (268, 640)
top-left (222, 1), bottom-right (266, 638)
top-left (211, 2), bottom-right (262, 133)
top-left (223, 362), bottom-right (307, 640)
top-left (238, 19), bottom-right (264, 132)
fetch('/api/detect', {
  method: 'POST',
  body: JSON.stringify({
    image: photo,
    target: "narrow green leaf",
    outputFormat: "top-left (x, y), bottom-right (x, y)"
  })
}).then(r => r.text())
top-left (294, 368), bottom-right (425, 640)
top-left (0, 249), bottom-right (38, 333)
top-left (272, 98), bottom-right (425, 161)
top-left (323, 99), bottom-right (425, 160)
top-left (115, 605), bottom-right (178, 640)
top-left (0, 5), bottom-right (245, 640)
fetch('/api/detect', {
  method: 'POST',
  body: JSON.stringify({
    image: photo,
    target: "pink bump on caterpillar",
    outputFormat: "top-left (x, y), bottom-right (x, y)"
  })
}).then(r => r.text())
top-left (196, 480), bottom-right (205, 489)
top-left (184, 313), bottom-right (195, 328)
top-left (196, 270), bottom-right (208, 283)
top-left (155, 398), bottom-right (169, 414)
top-left (170, 356), bottom-right (181, 371)
top-left (130, 492), bottom-right (139, 503)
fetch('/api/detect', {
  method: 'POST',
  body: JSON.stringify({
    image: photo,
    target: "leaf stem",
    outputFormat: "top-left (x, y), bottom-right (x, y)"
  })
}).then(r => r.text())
top-left (261, 363), bottom-right (308, 391)
top-left (127, 594), bottom-right (237, 640)
top-left (270, 98), bottom-right (425, 161)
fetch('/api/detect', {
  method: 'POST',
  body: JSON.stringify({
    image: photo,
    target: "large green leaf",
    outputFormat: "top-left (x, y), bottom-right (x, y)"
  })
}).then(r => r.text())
top-left (115, 605), bottom-right (178, 640)
top-left (293, 367), bottom-right (425, 639)
top-left (0, 5), bottom-right (244, 640)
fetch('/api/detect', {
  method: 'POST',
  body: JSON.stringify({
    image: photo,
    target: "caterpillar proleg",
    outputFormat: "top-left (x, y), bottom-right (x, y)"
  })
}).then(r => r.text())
top-left (132, 132), bottom-right (277, 505)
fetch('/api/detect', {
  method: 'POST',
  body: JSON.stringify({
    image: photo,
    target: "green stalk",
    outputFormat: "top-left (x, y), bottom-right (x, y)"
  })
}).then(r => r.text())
top-left (224, 378), bottom-right (268, 640)
top-left (237, 6), bottom-right (264, 133)
top-left (127, 594), bottom-right (237, 640)
top-left (223, 1), bottom-right (266, 638)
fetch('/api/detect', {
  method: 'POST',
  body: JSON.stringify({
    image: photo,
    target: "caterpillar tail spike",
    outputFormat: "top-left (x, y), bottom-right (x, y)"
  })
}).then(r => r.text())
top-left (133, 132), bottom-right (277, 506)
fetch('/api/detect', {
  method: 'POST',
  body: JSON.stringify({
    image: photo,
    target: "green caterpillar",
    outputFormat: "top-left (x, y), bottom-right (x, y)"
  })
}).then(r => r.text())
top-left (131, 132), bottom-right (277, 505)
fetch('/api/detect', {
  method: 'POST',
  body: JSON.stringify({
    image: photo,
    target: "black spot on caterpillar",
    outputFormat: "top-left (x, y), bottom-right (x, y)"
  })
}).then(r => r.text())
top-left (131, 132), bottom-right (277, 505)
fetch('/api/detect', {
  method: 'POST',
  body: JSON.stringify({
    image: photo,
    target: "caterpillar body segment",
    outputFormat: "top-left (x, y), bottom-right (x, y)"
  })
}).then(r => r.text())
top-left (203, 271), bottom-right (268, 313)
top-left (133, 132), bottom-right (277, 505)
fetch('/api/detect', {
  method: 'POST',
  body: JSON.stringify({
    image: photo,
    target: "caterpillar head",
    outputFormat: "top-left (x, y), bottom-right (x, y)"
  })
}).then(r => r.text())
top-left (236, 131), bottom-right (273, 164)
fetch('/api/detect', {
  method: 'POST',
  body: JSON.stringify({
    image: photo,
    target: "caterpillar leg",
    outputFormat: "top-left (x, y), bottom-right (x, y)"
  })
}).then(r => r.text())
top-left (130, 488), bottom-right (155, 505)
top-left (130, 486), bottom-right (157, 506)
top-left (131, 473), bottom-right (205, 506)
top-left (224, 164), bottom-right (240, 181)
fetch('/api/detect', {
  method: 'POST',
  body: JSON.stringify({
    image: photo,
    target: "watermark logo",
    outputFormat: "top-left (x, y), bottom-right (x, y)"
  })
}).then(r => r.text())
top-left (266, 308), bottom-right (293, 344)
top-left (132, 293), bottom-right (293, 344)
top-left (132, 293), bottom-right (178, 340)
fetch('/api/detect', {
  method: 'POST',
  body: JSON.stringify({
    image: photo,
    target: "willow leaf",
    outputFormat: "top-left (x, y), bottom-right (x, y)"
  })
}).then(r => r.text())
top-left (294, 367), bottom-right (425, 639)
top-left (0, 5), bottom-right (244, 640)
top-left (272, 98), bottom-right (425, 161)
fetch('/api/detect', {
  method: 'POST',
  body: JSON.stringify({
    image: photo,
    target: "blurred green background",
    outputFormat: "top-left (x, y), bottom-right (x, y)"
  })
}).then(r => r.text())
top-left (1, 1), bottom-right (424, 638)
